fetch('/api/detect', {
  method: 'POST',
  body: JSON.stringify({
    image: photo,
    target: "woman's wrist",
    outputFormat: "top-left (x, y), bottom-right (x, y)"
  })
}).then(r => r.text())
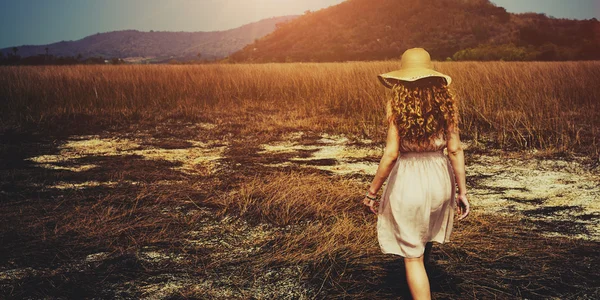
top-left (367, 188), bottom-right (377, 196)
top-left (365, 192), bottom-right (377, 200)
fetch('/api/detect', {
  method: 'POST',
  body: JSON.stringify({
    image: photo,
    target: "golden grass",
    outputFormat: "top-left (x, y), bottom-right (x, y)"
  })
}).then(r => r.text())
top-left (204, 170), bottom-right (599, 299)
top-left (1, 61), bottom-right (598, 155)
top-left (1, 61), bottom-right (599, 298)
top-left (209, 170), bottom-right (364, 226)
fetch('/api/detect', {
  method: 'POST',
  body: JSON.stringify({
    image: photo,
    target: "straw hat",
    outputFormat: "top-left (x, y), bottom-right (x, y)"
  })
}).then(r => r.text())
top-left (377, 47), bottom-right (452, 88)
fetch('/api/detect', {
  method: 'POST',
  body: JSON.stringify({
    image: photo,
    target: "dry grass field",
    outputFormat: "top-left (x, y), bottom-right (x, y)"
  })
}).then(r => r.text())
top-left (0, 61), bottom-right (599, 299)
top-left (1, 61), bottom-right (599, 154)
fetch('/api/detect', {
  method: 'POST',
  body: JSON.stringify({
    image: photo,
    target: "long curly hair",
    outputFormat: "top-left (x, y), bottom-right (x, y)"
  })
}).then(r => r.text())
top-left (386, 77), bottom-right (459, 144)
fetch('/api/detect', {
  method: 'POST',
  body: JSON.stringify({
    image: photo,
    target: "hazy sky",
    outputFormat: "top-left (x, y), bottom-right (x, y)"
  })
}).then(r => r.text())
top-left (0, 0), bottom-right (598, 48)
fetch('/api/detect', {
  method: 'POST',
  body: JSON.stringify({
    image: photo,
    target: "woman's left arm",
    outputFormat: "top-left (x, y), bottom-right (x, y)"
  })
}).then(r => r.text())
top-left (363, 101), bottom-right (400, 214)
top-left (366, 117), bottom-right (400, 196)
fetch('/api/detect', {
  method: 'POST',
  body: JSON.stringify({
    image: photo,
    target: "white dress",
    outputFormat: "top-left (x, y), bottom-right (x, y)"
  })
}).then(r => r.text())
top-left (376, 132), bottom-right (457, 258)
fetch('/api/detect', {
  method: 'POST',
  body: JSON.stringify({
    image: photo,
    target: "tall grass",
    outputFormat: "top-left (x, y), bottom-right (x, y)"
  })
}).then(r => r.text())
top-left (204, 171), bottom-right (600, 299)
top-left (1, 61), bottom-right (598, 155)
top-left (2, 62), bottom-right (599, 298)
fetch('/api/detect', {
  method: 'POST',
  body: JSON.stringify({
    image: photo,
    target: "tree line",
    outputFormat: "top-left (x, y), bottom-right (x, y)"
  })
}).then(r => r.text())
top-left (0, 48), bottom-right (224, 65)
top-left (0, 47), bottom-right (126, 65)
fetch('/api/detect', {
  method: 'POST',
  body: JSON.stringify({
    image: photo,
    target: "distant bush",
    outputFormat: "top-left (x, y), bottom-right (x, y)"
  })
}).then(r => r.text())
top-left (453, 43), bottom-right (537, 61)
top-left (451, 42), bottom-right (595, 61)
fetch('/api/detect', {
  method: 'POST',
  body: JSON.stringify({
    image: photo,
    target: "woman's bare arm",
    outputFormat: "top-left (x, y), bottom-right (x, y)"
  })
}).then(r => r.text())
top-left (367, 101), bottom-right (400, 195)
top-left (367, 120), bottom-right (400, 195)
top-left (446, 128), bottom-right (467, 195)
top-left (446, 123), bottom-right (470, 220)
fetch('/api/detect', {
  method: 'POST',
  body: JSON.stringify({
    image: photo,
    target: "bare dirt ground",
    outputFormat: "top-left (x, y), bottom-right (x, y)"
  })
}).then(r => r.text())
top-left (256, 130), bottom-right (599, 242)
top-left (1, 120), bottom-right (598, 299)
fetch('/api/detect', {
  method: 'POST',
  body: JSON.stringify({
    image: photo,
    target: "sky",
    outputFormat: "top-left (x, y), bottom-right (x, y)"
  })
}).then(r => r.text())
top-left (0, 0), bottom-right (598, 48)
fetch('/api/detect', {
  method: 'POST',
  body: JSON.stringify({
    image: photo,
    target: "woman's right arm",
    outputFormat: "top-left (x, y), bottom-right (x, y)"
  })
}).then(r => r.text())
top-left (446, 125), bottom-right (470, 220)
top-left (447, 128), bottom-right (466, 195)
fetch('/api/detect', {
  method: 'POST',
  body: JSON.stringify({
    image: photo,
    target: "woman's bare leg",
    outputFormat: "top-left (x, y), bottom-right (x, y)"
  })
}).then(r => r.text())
top-left (404, 255), bottom-right (431, 300)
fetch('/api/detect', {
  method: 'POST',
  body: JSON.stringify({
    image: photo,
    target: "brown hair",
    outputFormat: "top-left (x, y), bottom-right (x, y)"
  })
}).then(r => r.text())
top-left (386, 77), bottom-right (459, 144)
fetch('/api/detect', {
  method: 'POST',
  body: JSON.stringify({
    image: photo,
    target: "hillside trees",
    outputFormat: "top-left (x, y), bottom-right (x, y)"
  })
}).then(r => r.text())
top-left (229, 0), bottom-right (599, 62)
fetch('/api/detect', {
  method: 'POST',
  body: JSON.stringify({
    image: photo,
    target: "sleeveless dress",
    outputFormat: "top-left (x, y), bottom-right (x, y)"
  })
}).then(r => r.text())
top-left (376, 131), bottom-right (457, 258)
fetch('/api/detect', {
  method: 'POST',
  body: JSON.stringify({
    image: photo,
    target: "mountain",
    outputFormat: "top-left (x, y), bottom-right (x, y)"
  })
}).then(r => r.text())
top-left (0, 15), bottom-right (299, 62)
top-left (229, 0), bottom-right (600, 62)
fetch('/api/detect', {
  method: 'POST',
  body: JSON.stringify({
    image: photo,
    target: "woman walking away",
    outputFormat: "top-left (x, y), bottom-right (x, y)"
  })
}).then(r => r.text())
top-left (361, 47), bottom-right (470, 299)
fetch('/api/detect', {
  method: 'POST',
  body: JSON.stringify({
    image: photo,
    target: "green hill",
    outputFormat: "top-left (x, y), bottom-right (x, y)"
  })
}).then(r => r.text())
top-left (229, 0), bottom-right (600, 62)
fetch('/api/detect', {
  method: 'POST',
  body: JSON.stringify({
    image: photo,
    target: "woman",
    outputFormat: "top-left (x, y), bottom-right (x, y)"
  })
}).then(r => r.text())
top-left (362, 48), bottom-right (470, 299)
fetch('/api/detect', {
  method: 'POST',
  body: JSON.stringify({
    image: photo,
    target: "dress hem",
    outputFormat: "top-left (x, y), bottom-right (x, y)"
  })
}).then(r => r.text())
top-left (379, 238), bottom-right (451, 258)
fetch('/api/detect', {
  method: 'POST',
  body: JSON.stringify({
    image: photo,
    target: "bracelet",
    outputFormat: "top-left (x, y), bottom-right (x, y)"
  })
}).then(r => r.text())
top-left (365, 192), bottom-right (378, 201)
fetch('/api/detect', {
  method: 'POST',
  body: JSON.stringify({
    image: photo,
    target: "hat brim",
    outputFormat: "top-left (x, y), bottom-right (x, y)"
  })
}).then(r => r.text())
top-left (377, 68), bottom-right (452, 89)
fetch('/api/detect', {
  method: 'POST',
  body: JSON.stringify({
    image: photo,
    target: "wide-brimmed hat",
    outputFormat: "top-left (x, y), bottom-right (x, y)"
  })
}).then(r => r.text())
top-left (377, 47), bottom-right (452, 89)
